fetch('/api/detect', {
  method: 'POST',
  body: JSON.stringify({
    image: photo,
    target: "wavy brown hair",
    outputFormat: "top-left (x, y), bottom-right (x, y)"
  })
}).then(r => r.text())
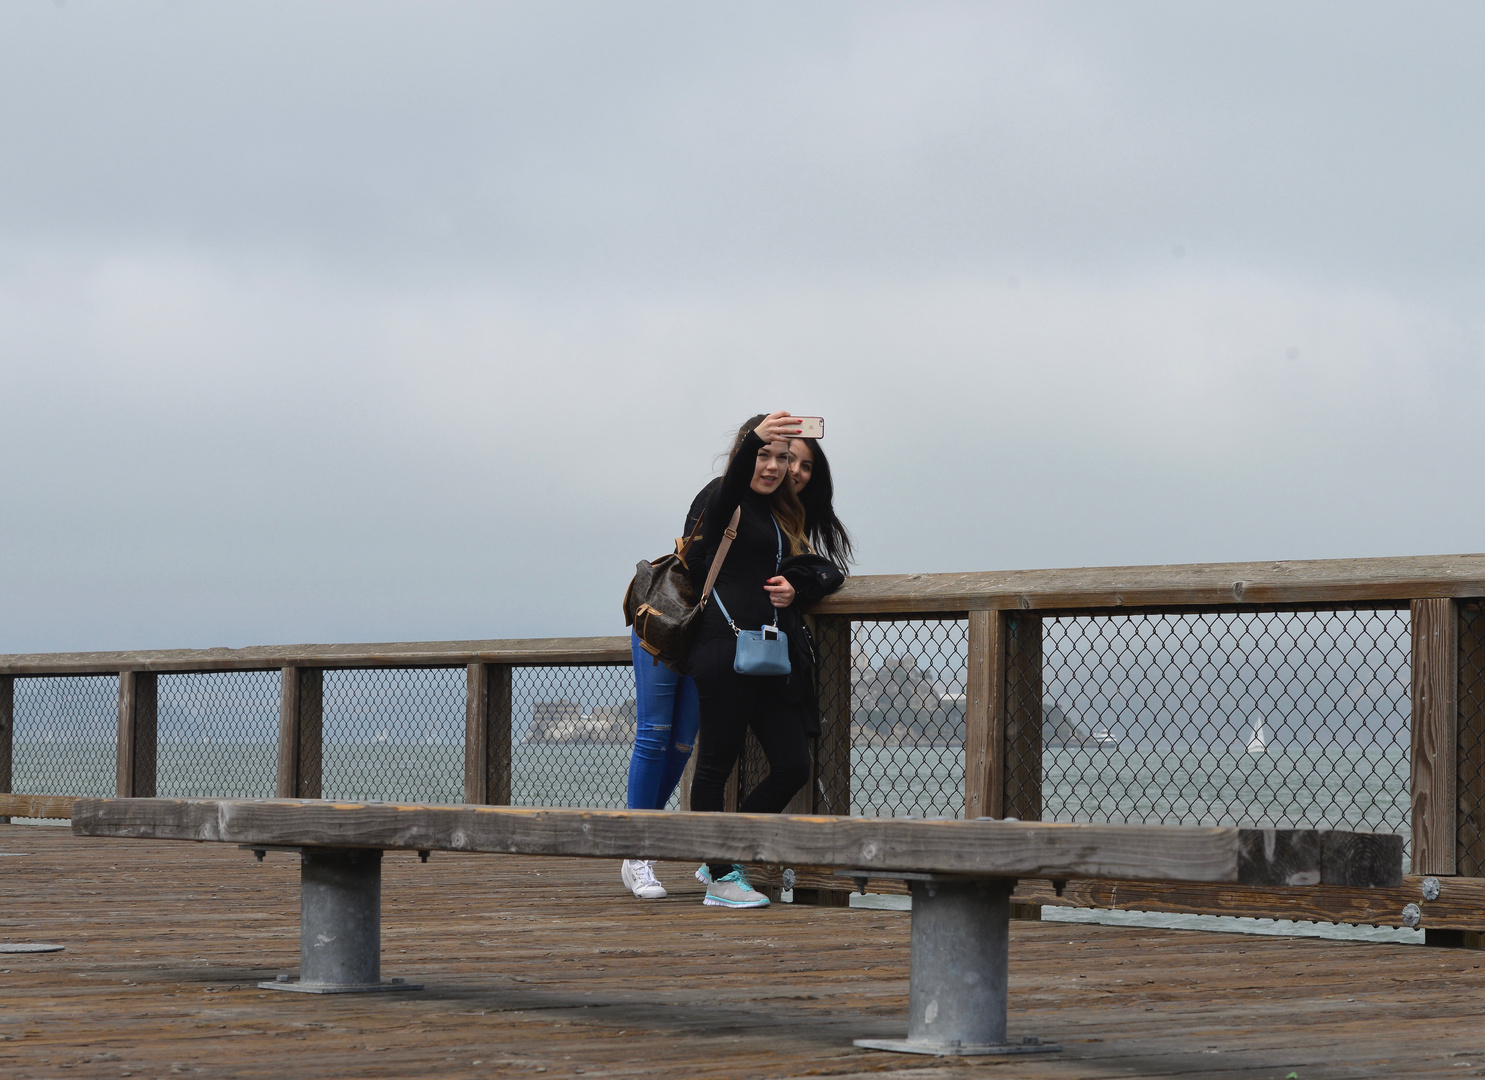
top-left (726, 414), bottom-right (808, 556)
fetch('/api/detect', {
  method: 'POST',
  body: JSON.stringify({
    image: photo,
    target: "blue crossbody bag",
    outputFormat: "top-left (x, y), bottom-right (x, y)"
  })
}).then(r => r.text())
top-left (710, 516), bottom-right (791, 677)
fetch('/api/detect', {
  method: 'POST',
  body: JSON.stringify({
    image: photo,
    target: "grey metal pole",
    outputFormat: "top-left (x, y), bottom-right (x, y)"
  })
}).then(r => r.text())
top-left (854, 875), bottom-right (1058, 1056)
top-left (259, 848), bottom-right (420, 994)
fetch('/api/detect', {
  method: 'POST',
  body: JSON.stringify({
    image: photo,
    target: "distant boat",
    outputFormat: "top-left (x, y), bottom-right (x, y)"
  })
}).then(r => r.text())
top-left (1246, 722), bottom-right (1268, 754)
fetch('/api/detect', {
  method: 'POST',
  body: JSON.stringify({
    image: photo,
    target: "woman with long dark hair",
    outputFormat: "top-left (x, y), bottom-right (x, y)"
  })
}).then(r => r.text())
top-left (787, 436), bottom-right (854, 572)
top-left (686, 411), bottom-right (845, 908)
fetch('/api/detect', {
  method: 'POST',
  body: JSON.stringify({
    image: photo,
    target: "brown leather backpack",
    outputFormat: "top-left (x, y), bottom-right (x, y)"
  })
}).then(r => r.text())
top-left (623, 507), bottom-right (740, 672)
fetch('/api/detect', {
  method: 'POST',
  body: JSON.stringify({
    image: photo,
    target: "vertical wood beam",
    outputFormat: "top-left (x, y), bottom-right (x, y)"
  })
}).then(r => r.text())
top-left (1457, 603), bottom-right (1485, 876)
top-left (1003, 614), bottom-right (1043, 822)
top-left (0, 676), bottom-right (12, 824)
top-left (1412, 598), bottom-right (1458, 875)
top-left (277, 667), bottom-right (323, 799)
top-left (464, 663), bottom-right (512, 805)
top-left (813, 616), bottom-right (853, 817)
top-left (115, 671), bottom-right (157, 798)
top-left (964, 610), bottom-right (1001, 819)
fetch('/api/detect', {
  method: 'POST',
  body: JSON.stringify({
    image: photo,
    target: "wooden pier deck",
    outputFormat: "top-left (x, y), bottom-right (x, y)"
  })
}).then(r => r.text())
top-left (1, 825), bottom-right (1481, 1079)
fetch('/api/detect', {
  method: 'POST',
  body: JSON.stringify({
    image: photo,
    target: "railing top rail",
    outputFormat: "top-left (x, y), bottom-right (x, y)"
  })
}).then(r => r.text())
top-left (4, 553), bottom-right (1481, 676)
top-left (812, 552), bottom-right (1485, 616)
top-left (0, 635), bottom-right (632, 677)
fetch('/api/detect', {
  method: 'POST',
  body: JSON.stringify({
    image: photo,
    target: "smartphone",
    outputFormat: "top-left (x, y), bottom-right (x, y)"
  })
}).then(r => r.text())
top-left (791, 416), bottom-right (824, 439)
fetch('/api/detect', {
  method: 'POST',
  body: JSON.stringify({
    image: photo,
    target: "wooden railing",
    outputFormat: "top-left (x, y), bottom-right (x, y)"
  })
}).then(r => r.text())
top-left (3, 552), bottom-right (1484, 930)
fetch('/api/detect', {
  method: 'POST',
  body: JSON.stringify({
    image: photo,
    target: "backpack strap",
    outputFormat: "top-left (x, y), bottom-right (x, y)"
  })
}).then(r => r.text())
top-left (697, 507), bottom-right (742, 610)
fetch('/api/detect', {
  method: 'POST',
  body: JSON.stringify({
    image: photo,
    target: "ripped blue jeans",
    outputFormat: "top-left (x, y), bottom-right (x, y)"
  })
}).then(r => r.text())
top-left (626, 630), bottom-right (701, 811)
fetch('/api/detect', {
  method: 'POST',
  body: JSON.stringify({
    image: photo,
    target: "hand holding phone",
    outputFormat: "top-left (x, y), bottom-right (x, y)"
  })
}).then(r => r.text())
top-left (791, 416), bottom-right (824, 439)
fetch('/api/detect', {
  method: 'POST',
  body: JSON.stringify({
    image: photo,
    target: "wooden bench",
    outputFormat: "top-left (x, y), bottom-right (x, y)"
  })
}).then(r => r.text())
top-left (71, 798), bottom-right (1402, 1058)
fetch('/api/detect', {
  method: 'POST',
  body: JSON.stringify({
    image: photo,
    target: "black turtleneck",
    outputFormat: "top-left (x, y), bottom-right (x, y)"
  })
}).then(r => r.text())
top-left (690, 430), bottom-right (786, 637)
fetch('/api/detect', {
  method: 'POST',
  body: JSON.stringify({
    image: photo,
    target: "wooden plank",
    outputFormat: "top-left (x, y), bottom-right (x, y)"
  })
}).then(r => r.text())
top-left (1412, 598), bottom-right (1458, 874)
top-left (1004, 614), bottom-right (1042, 822)
top-left (0, 635), bottom-right (633, 676)
top-left (0, 676), bottom-right (11, 825)
top-left (964, 610), bottom-right (997, 819)
top-left (1457, 602), bottom-right (1485, 875)
top-left (809, 552), bottom-right (1485, 616)
top-left (463, 663), bottom-right (511, 805)
top-left (812, 616), bottom-right (852, 817)
top-left (13, 828), bottom-right (1485, 1080)
top-left (0, 793), bottom-right (76, 819)
top-left (1014, 873), bottom-right (1485, 930)
top-left (276, 668), bottom-right (322, 800)
top-left (71, 797), bottom-right (1401, 886)
top-left (7, 552), bottom-right (1485, 678)
top-left (115, 671), bottom-right (156, 799)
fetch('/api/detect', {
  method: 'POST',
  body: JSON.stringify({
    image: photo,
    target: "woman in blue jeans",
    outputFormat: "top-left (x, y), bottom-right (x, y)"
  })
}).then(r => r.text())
top-left (620, 416), bottom-right (851, 900)
top-left (619, 475), bottom-right (716, 899)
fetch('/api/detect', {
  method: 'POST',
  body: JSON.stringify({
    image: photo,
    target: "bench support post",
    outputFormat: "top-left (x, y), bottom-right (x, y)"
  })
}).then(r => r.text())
top-left (854, 877), bottom-right (1058, 1057)
top-left (259, 848), bottom-right (420, 994)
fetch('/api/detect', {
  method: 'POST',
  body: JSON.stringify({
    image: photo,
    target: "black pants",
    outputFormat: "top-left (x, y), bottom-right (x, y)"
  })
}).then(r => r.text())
top-left (688, 636), bottom-right (811, 876)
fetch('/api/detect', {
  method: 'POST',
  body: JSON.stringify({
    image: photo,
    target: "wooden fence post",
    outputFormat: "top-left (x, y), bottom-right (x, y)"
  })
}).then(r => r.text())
top-left (1412, 599), bottom-right (1458, 875)
top-left (464, 663), bottom-right (512, 805)
top-left (0, 676), bottom-right (12, 824)
top-left (965, 611), bottom-right (1042, 823)
top-left (965, 610), bottom-right (1001, 819)
top-left (116, 671), bottom-right (157, 798)
top-left (1458, 603), bottom-right (1485, 877)
top-left (277, 667), bottom-right (323, 799)
top-left (813, 616), bottom-right (853, 817)
top-left (1003, 614), bottom-right (1043, 823)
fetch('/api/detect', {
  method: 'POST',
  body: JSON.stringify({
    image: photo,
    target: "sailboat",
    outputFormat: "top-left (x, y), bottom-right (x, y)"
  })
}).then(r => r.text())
top-left (1245, 721), bottom-right (1268, 754)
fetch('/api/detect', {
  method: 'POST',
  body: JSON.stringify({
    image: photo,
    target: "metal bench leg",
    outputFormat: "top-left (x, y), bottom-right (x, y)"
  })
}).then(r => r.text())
top-left (259, 848), bottom-right (421, 994)
top-left (854, 877), bottom-right (1058, 1056)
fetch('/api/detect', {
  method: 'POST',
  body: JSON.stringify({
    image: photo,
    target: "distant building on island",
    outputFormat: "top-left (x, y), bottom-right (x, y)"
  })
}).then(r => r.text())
top-left (525, 698), bottom-right (637, 743)
top-left (526, 652), bottom-right (1115, 748)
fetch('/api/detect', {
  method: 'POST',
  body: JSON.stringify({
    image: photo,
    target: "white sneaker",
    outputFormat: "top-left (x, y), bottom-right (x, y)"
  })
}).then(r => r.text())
top-left (621, 859), bottom-right (667, 899)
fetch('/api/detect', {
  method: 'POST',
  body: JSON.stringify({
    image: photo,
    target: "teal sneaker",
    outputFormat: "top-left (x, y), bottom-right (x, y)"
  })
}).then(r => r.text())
top-left (703, 868), bottom-right (769, 908)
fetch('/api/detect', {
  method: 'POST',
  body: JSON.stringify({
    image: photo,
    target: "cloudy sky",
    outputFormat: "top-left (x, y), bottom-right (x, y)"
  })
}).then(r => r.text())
top-left (2, 1), bottom-right (1482, 653)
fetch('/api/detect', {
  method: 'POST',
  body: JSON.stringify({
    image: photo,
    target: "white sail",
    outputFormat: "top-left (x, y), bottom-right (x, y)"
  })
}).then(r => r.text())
top-left (1246, 722), bottom-right (1268, 754)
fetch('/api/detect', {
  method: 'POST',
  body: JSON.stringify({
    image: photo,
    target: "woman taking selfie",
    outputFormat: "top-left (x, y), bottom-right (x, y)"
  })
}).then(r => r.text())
top-left (687, 411), bottom-right (845, 908)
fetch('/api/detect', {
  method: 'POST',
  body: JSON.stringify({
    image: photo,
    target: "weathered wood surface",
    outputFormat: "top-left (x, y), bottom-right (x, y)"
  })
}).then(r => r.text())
top-left (1457, 602), bottom-right (1485, 875)
top-left (71, 798), bottom-right (1401, 887)
top-left (811, 552), bottom-right (1485, 615)
top-left (1004, 613), bottom-right (1043, 822)
top-left (963, 610), bottom-right (996, 819)
top-left (812, 616), bottom-right (852, 817)
top-left (5, 555), bottom-right (1484, 677)
top-left (276, 667), bottom-right (323, 800)
top-left (463, 662), bottom-right (512, 805)
top-left (2, 827), bottom-right (1483, 1080)
top-left (763, 866), bottom-right (1481, 930)
top-left (1412, 598), bottom-right (1459, 874)
top-left (0, 676), bottom-right (11, 819)
top-left (0, 635), bottom-right (633, 676)
top-left (0, 793), bottom-right (76, 818)
top-left (115, 670), bottom-right (157, 799)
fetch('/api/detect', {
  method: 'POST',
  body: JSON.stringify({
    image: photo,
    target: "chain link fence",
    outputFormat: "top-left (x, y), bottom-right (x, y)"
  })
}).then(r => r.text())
top-left (1037, 608), bottom-right (1412, 859)
top-left (156, 671), bottom-right (279, 799)
top-left (0, 608), bottom-right (1419, 854)
top-left (321, 668), bottom-right (465, 803)
top-left (513, 664), bottom-right (639, 808)
top-left (11, 676), bottom-right (118, 797)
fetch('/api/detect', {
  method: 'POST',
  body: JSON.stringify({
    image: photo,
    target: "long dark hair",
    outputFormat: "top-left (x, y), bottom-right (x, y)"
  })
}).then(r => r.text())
top-left (725, 414), bottom-right (808, 555)
top-left (794, 437), bottom-right (854, 572)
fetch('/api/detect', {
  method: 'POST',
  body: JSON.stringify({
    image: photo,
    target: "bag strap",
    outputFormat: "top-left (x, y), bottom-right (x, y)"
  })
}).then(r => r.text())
top-left (710, 514), bottom-right (782, 635)
top-left (697, 506), bottom-right (742, 610)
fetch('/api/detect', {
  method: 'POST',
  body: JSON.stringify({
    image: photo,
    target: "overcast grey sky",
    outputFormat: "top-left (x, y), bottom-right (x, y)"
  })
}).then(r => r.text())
top-left (2, 1), bottom-right (1482, 653)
